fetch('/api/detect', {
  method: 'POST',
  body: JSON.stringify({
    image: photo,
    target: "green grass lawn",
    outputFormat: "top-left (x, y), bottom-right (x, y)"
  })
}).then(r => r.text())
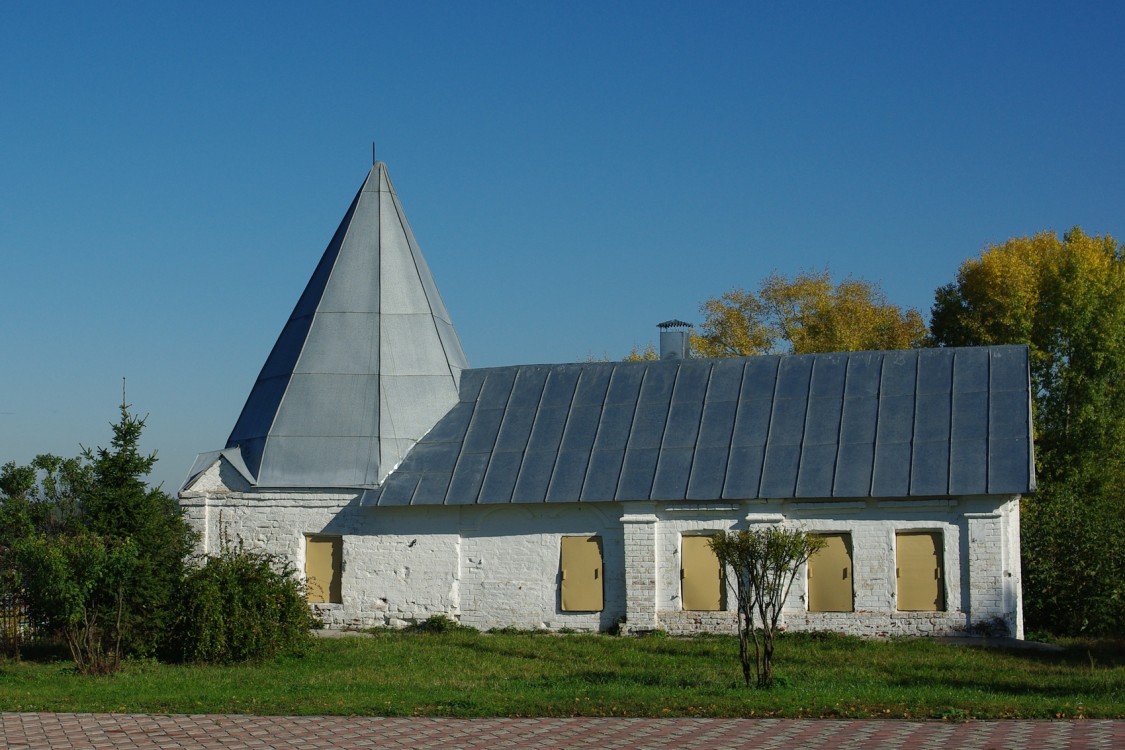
top-left (0, 631), bottom-right (1121, 719)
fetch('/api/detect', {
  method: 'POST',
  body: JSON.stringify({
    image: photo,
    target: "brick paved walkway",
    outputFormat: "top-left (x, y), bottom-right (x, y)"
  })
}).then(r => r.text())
top-left (1, 713), bottom-right (1120, 749)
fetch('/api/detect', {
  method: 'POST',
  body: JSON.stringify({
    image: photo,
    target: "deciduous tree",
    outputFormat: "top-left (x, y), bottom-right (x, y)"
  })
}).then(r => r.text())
top-left (695, 271), bottom-right (927, 357)
top-left (931, 228), bottom-right (1125, 634)
top-left (709, 528), bottom-right (824, 688)
top-left (14, 532), bottom-right (138, 674)
top-left (623, 343), bottom-right (658, 361)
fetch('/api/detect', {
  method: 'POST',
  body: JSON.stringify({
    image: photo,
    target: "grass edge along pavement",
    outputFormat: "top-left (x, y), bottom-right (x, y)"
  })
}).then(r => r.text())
top-left (0, 630), bottom-right (1120, 720)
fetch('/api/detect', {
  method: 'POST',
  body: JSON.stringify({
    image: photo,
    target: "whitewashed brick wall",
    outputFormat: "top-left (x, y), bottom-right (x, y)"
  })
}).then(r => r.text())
top-left (181, 459), bottom-right (1022, 637)
top-left (457, 503), bottom-right (624, 631)
top-left (622, 504), bottom-right (659, 631)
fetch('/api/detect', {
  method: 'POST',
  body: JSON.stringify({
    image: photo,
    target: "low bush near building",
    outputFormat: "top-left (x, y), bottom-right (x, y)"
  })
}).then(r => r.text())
top-left (405, 615), bottom-right (473, 634)
top-left (166, 540), bottom-right (317, 664)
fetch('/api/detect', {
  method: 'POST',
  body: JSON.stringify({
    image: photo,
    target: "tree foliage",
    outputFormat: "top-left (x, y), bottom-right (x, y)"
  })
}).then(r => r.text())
top-left (623, 343), bottom-right (658, 361)
top-left (931, 228), bottom-right (1125, 634)
top-left (709, 528), bottom-right (825, 688)
top-left (694, 271), bottom-right (927, 358)
top-left (13, 532), bottom-right (138, 674)
top-left (0, 404), bottom-right (197, 669)
top-left (78, 406), bottom-right (197, 655)
top-left (0, 455), bottom-right (88, 543)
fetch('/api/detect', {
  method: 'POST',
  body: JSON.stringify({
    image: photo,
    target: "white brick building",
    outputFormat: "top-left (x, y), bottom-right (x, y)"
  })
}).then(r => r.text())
top-left (181, 163), bottom-right (1033, 638)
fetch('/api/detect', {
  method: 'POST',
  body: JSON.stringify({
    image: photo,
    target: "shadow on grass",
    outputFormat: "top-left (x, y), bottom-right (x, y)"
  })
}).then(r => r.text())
top-left (873, 640), bottom-right (1124, 700)
top-left (510, 669), bottom-right (717, 692)
top-left (935, 637), bottom-right (1125, 674)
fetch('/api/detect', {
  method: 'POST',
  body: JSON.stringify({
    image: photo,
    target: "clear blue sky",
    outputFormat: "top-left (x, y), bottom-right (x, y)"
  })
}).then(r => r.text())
top-left (2, 2), bottom-right (1123, 492)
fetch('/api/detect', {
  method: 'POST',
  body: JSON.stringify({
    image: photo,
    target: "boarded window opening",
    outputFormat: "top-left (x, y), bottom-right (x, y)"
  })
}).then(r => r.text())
top-left (560, 536), bottom-right (603, 612)
top-left (808, 533), bottom-right (853, 612)
top-left (681, 535), bottom-right (725, 611)
top-left (305, 535), bottom-right (343, 604)
top-left (896, 531), bottom-right (945, 611)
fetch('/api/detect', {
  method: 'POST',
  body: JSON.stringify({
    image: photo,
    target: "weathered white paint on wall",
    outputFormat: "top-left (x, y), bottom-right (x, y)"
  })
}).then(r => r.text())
top-left (622, 504), bottom-right (659, 631)
top-left (181, 463), bottom-right (1023, 637)
top-left (459, 503), bottom-right (625, 631)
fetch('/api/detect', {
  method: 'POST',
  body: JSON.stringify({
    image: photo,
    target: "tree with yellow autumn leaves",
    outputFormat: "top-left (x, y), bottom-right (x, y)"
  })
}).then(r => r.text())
top-left (932, 228), bottom-right (1125, 635)
top-left (694, 271), bottom-right (927, 357)
top-left (624, 271), bottom-right (926, 361)
top-left (630, 228), bottom-right (1124, 635)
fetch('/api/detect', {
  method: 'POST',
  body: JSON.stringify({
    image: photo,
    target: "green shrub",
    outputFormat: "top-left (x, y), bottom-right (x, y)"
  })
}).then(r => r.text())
top-left (167, 541), bottom-right (317, 663)
top-left (12, 531), bottom-right (138, 674)
top-left (1, 406), bottom-right (197, 659)
top-left (405, 615), bottom-right (472, 634)
top-left (486, 626), bottom-right (533, 635)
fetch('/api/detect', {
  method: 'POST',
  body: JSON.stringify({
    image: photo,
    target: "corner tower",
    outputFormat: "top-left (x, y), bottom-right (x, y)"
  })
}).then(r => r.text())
top-left (223, 162), bottom-right (468, 488)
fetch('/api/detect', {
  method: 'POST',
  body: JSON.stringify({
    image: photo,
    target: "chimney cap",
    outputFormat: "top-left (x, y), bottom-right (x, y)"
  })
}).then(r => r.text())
top-left (657, 319), bottom-right (693, 330)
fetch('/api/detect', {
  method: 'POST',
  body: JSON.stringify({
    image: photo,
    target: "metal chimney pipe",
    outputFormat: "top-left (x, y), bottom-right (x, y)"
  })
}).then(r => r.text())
top-left (657, 320), bottom-right (693, 360)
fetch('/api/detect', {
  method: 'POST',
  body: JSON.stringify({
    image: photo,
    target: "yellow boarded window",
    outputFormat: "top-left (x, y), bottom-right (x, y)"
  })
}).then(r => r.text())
top-left (896, 531), bottom-right (945, 611)
top-left (305, 535), bottom-right (342, 604)
top-left (560, 536), bottom-right (603, 612)
top-left (681, 535), bottom-right (725, 611)
top-left (807, 533), bottom-right (853, 612)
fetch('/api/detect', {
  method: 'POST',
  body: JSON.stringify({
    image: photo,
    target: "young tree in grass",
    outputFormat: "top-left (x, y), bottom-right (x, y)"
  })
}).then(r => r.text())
top-left (710, 528), bottom-right (824, 689)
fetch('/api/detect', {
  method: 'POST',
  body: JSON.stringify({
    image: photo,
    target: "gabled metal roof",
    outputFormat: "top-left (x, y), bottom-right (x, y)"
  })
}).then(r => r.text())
top-left (183, 446), bottom-right (256, 489)
top-left (365, 346), bottom-right (1035, 506)
top-left (222, 162), bottom-right (468, 488)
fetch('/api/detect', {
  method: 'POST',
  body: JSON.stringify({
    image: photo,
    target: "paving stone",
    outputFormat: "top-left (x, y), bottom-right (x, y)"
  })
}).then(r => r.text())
top-left (0, 713), bottom-right (1121, 749)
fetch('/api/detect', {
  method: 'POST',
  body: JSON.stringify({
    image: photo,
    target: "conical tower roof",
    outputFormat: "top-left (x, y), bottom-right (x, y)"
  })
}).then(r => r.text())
top-left (225, 162), bottom-right (468, 488)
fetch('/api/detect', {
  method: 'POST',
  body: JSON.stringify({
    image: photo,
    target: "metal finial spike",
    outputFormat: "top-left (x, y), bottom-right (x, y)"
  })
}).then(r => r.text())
top-left (372, 142), bottom-right (376, 165)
